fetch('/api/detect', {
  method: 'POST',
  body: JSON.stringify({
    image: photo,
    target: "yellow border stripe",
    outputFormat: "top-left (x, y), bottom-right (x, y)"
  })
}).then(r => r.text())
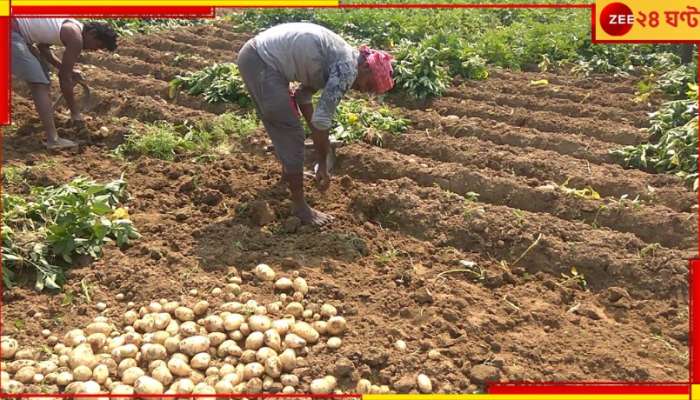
top-left (364, 395), bottom-right (688, 400)
top-left (0, 0), bottom-right (8, 16)
top-left (12, 0), bottom-right (338, 5)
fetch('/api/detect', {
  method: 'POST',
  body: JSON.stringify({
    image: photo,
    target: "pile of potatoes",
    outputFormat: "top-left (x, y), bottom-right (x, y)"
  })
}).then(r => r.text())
top-left (0, 264), bottom-right (388, 397)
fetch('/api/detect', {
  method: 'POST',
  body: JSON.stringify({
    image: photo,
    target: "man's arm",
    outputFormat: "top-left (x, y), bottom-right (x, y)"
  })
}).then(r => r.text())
top-left (37, 44), bottom-right (62, 70)
top-left (58, 23), bottom-right (83, 120)
top-left (308, 61), bottom-right (357, 172)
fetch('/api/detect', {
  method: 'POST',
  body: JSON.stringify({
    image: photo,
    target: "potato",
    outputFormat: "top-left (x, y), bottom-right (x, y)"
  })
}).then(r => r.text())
top-left (163, 301), bottom-right (179, 314)
top-left (291, 321), bottom-right (319, 344)
top-left (274, 278), bottom-right (293, 291)
top-left (248, 315), bottom-right (272, 332)
top-left (118, 358), bottom-right (137, 375)
top-left (15, 366), bottom-right (36, 383)
top-left (214, 379), bottom-right (234, 394)
top-left (310, 376), bottom-right (337, 393)
top-left (254, 264), bottom-right (276, 281)
top-left (285, 302), bottom-right (304, 318)
top-left (167, 357), bottom-right (192, 377)
top-left (190, 353), bottom-right (211, 370)
top-left (326, 316), bottom-right (347, 336)
top-left (121, 367), bottom-right (145, 385)
top-left (38, 360), bottom-right (58, 375)
top-left (240, 350), bottom-right (257, 364)
top-left (203, 315), bottom-right (224, 333)
top-left (92, 364), bottom-right (109, 384)
top-left (263, 329), bottom-right (282, 352)
top-left (69, 343), bottom-right (97, 370)
top-left (148, 302), bottom-right (163, 313)
top-left (394, 340), bottom-right (407, 351)
top-left (164, 336), bottom-right (180, 354)
top-left (278, 349), bottom-right (296, 372)
top-left (207, 332), bottom-right (226, 347)
top-left (245, 331), bottom-right (264, 350)
top-left (264, 356), bottom-right (282, 378)
top-left (165, 320), bottom-right (180, 336)
top-left (1, 379), bottom-right (24, 394)
top-left (56, 371), bottom-right (73, 386)
top-left (245, 377), bottom-right (263, 393)
top-left (134, 375), bottom-right (164, 394)
top-left (180, 321), bottom-right (199, 337)
top-left (417, 374), bottom-right (432, 393)
top-left (243, 362), bottom-right (264, 380)
top-left (256, 347), bottom-right (277, 363)
top-left (142, 343), bottom-right (168, 362)
top-left (292, 277), bottom-right (308, 294)
top-left (193, 382), bottom-right (217, 400)
top-left (174, 307), bottom-right (195, 322)
top-left (111, 384), bottom-right (134, 398)
top-left (179, 336), bottom-right (210, 356)
top-left (112, 344), bottom-right (139, 362)
top-left (174, 378), bottom-right (194, 394)
top-left (272, 319), bottom-right (291, 336)
top-left (356, 379), bottom-right (372, 393)
top-left (217, 340), bottom-right (242, 358)
top-left (284, 333), bottom-right (306, 349)
top-left (87, 333), bottom-right (107, 353)
top-left (85, 322), bottom-right (113, 337)
top-left (153, 313), bottom-right (172, 331)
top-left (193, 301), bottom-right (209, 316)
top-left (64, 329), bottom-right (87, 347)
top-left (282, 385), bottom-right (295, 394)
top-left (123, 332), bottom-right (142, 347)
top-left (223, 314), bottom-right (245, 332)
top-left (320, 304), bottom-right (338, 318)
top-left (220, 302), bottom-right (244, 313)
top-left (152, 365), bottom-right (173, 386)
top-left (327, 337), bottom-right (342, 350)
top-left (123, 311), bottom-right (139, 326)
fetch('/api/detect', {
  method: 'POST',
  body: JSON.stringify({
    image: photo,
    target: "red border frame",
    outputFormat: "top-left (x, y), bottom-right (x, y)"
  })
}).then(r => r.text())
top-left (1, 2), bottom-right (699, 398)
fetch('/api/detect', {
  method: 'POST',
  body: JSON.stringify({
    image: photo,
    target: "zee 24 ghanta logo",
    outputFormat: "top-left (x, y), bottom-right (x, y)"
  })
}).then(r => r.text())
top-left (600, 1), bottom-right (700, 37)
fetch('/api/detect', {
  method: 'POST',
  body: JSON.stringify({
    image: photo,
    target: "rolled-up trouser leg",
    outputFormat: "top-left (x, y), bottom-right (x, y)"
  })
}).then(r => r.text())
top-left (237, 40), bottom-right (305, 175)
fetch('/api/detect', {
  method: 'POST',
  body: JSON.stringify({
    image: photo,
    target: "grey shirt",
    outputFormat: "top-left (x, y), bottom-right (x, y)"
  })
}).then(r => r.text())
top-left (253, 22), bottom-right (358, 131)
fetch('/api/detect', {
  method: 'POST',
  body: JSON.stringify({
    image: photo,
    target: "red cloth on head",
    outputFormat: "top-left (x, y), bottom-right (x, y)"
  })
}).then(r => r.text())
top-left (359, 45), bottom-right (394, 94)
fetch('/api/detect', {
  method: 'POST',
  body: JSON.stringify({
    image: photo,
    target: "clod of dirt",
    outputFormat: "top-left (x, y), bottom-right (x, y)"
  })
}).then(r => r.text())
top-left (282, 216), bottom-right (302, 233)
top-left (414, 287), bottom-right (434, 304)
top-left (361, 348), bottom-right (389, 368)
top-left (178, 178), bottom-right (195, 193)
top-left (469, 364), bottom-right (501, 385)
top-left (607, 287), bottom-right (631, 302)
top-left (339, 175), bottom-right (354, 190)
top-left (333, 357), bottom-right (355, 377)
top-left (669, 323), bottom-right (688, 342)
top-left (575, 303), bottom-right (607, 320)
top-left (193, 189), bottom-right (223, 206)
top-left (250, 200), bottom-right (275, 226)
top-left (393, 375), bottom-right (415, 393)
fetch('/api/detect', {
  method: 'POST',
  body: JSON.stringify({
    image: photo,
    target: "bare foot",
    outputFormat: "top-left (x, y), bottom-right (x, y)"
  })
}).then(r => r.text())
top-left (46, 137), bottom-right (78, 150)
top-left (294, 203), bottom-right (333, 226)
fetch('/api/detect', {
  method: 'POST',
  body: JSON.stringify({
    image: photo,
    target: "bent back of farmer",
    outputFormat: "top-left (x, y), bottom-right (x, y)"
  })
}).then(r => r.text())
top-left (237, 22), bottom-right (393, 226)
top-left (11, 18), bottom-right (118, 149)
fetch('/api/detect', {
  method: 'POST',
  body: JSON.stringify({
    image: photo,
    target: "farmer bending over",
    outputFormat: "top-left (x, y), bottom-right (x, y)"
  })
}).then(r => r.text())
top-left (237, 22), bottom-right (394, 226)
top-left (11, 18), bottom-right (118, 149)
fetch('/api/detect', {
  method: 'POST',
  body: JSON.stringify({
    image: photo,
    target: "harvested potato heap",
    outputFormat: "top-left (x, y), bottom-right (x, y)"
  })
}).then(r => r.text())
top-left (0, 264), bottom-right (363, 396)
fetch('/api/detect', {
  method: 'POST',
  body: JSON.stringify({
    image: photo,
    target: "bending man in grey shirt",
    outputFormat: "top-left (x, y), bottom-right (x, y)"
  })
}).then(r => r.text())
top-left (237, 22), bottom-right (394, 226)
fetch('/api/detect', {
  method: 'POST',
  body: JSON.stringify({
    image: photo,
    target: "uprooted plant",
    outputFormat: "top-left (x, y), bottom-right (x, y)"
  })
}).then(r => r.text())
top-left (2, 177), bottom-right (140, 291)
top-left (169, 63), bottom-right (252, 106)
top-left (331, 98), bottom-right (409, 145)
